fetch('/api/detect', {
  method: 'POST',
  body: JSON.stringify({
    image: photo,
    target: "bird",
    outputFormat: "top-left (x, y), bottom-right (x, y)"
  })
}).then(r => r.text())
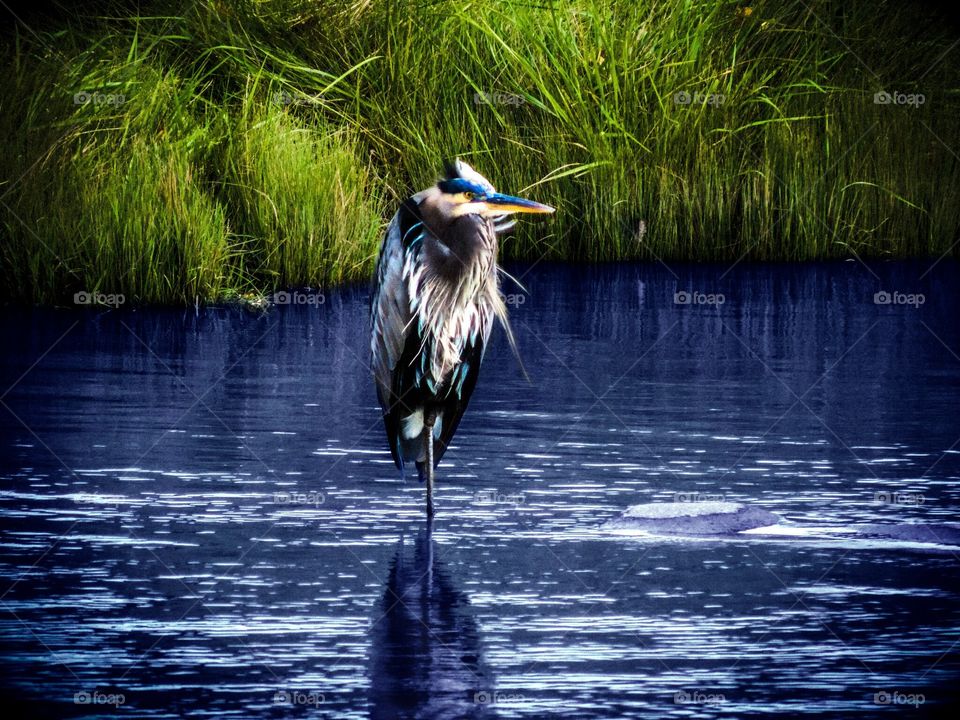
top-left (370, 159), bottom-right (554, 516)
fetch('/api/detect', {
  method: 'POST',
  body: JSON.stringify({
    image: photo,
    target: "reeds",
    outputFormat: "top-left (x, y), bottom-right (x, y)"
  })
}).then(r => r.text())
top-left (1, 0), bottom-right (957, 304)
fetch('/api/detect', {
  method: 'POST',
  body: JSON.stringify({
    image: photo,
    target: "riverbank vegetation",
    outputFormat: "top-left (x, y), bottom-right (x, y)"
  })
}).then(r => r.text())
top-left (1, 0), bottom-right (958, 304)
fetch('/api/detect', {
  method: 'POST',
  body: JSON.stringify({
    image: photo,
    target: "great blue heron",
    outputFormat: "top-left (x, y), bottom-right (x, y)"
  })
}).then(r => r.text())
top-left (370, 159), bottom-right (554, 516)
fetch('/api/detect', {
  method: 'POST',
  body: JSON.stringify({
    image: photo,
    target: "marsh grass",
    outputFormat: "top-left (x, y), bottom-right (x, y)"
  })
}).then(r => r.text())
top-left (222, 90), bottom-right (383, 288)
top-left (1, 0), bottom-right (958, 305)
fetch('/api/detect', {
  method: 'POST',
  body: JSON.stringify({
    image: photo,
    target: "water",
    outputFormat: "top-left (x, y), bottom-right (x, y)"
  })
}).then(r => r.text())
top-left (1, 261), bottom-right (958, 718)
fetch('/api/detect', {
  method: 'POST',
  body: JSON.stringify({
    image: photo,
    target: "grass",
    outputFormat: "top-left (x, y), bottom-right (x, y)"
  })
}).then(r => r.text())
top-left (1, 0), bottom-right (958, 305)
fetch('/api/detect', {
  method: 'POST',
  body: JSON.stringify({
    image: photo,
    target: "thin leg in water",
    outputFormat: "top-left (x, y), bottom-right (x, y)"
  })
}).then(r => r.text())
top-left (424, 409), bottom-right (436, 517)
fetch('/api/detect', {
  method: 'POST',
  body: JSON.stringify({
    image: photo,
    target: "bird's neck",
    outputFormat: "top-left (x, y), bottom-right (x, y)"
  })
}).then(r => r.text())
top-left (423, 215), bottom-right (497, 289)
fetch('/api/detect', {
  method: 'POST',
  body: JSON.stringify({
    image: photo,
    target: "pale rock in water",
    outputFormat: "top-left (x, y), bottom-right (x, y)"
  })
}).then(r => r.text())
top-left (604, 501), bottom-right (781, 535)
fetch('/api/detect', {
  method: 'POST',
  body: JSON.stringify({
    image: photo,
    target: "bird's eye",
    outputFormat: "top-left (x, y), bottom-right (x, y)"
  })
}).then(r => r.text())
top-left (463, 192), bottom-right (474, 201)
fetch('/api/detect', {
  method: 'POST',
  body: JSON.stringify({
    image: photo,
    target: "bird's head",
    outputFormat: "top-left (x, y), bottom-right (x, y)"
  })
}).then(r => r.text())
top-left (433, 159), bottom-right (555, 220)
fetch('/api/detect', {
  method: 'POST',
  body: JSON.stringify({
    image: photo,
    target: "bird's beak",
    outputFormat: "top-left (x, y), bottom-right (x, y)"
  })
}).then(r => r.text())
top-left (483, 193), bottom-right (555, 214)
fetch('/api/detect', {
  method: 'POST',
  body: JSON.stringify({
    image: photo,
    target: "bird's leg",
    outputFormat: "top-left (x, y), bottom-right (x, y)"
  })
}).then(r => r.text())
top-left (424, 514), bottom-right (434, 602)
top-left (424, 408), bottom-right (437, 517)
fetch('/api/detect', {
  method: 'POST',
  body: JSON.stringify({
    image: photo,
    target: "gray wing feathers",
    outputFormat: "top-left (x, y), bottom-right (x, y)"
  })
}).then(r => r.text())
top-left (371, 212), bottom-right (410, 407)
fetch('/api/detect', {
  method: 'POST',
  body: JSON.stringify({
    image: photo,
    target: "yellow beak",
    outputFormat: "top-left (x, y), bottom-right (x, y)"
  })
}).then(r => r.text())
top-left (484, 193), bottom-right (555, 214)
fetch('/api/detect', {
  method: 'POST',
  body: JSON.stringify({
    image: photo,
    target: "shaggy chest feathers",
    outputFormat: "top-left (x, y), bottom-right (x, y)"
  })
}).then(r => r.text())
top-left (403, 214), bottom-right (503, 392)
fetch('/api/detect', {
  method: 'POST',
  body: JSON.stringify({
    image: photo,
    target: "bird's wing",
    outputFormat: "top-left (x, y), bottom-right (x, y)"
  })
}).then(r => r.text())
top-left (371, 198), bottom-right (426, 467)
top-left (371, 198), bottom-right (420, 399)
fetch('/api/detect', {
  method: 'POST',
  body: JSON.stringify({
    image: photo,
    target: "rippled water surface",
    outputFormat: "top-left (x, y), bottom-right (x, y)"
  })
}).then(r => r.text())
top-left (1, 262), bottom-right (959, 718)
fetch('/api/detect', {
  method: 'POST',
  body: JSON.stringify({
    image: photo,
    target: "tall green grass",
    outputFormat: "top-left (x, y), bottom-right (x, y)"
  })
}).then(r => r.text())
top-left (1, 0), bottom-right (958, 305)
top-left (222, 93), bottom-right (382, 287)
top-left (0, 14), bottom-right (383, 304)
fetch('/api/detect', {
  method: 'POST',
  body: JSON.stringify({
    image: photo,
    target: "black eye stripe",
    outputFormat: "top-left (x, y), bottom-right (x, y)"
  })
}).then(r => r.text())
top-left (438, 178), bottom-right (487, 196)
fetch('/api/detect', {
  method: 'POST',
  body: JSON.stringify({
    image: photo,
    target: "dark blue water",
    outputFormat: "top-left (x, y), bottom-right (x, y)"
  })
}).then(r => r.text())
top-left (1, 261), bottom-right (958, 718)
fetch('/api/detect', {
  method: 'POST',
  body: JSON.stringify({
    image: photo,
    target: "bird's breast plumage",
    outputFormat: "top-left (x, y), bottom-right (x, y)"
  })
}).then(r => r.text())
top-left (406, 218), bottom-right (499, 392)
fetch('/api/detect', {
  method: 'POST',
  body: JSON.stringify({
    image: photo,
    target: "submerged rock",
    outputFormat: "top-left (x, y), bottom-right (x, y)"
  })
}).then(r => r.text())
top-left (604, 501), bottom-right (781, 536)
top-left (856, 523), bottom-right (960, 546)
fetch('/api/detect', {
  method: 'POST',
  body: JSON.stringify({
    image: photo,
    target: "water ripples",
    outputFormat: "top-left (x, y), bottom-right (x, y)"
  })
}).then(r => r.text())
top-left (1, 262), bottom-right (959, 717)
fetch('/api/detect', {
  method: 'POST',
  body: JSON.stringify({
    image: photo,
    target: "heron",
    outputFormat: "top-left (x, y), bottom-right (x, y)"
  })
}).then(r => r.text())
top-left (370, 159), bottom-right (554, 516)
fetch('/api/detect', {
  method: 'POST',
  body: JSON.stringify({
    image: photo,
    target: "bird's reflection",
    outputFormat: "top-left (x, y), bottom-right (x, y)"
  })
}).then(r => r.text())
top-left (368, 520), bottom-right (495, 719)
